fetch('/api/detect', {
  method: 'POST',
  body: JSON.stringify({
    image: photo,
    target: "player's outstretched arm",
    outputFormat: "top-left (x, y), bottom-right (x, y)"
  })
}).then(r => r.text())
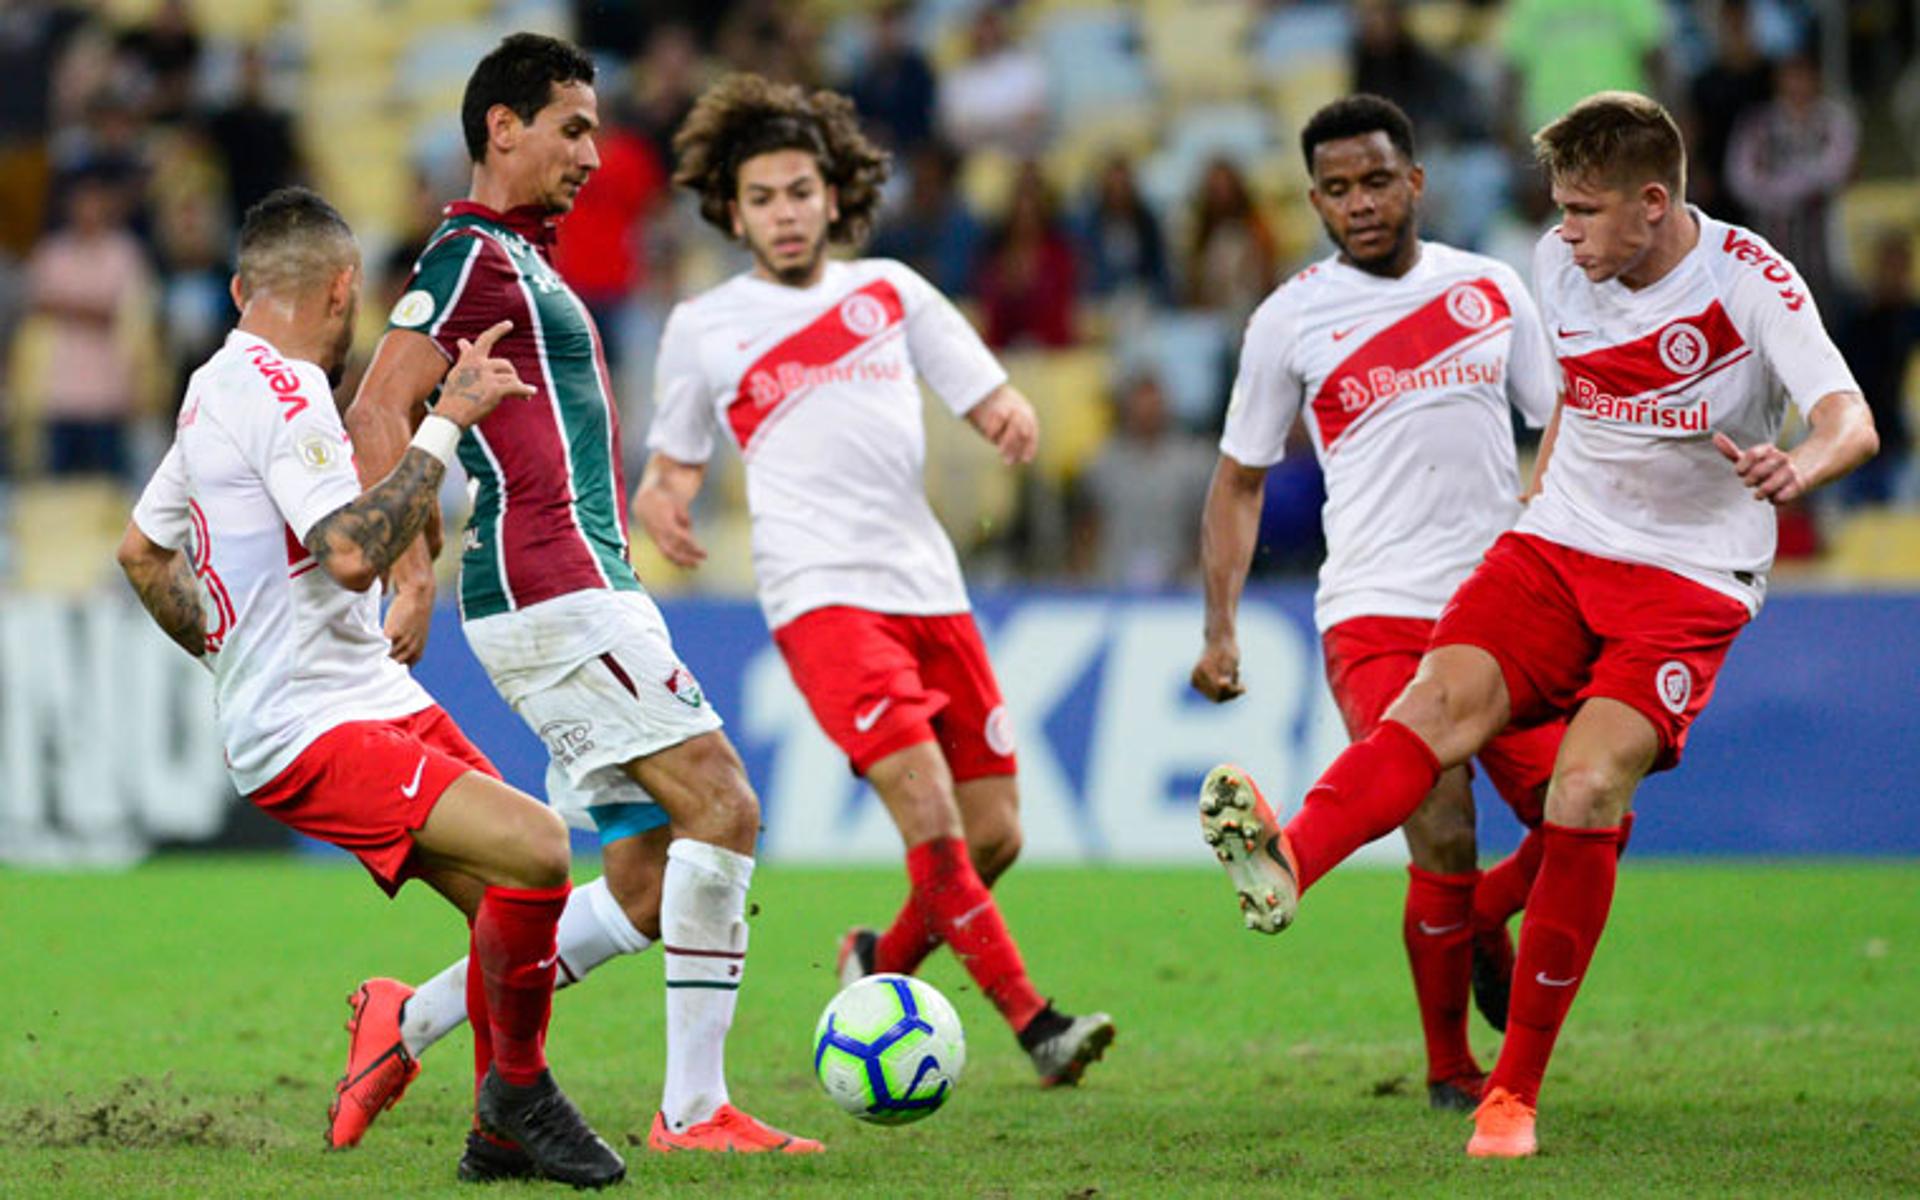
top-left (345, 327), bottom-right (460, 661)
top-left (312, 322), bottom-right (532, 591)
top-left (632, 452), bottom-right (710, 568)
top-left (965, 384), bottom-right (1039, 466)
top-left (116, 524), bottom-right (207, 661)
top-left (1712, 390), bottom-right (1878, 506)
top-left (1192, 454), bottom-right (1268, 704)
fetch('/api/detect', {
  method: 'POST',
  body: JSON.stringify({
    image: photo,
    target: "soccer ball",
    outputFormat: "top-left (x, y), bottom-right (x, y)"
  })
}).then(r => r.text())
top-left (812, 973), bottom-right (966, 1124)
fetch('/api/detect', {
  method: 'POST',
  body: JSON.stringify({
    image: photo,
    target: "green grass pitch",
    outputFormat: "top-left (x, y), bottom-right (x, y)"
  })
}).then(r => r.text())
top-left (3, 857), bottom-right (1917, 1197)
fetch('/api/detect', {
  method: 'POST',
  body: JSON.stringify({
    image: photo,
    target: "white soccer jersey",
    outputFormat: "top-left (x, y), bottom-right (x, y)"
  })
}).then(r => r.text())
top-left (1518, 210), bottom-right (1861, 612)
top-left (1222, 242), bottom-right (1558, 631)
top-left (131, 330), bottom-right (431, 793)
top-left (648, 258), bottom-right (1008, 628)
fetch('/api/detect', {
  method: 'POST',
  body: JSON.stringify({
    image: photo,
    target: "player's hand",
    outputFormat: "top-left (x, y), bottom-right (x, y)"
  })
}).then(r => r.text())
top-left (971, 390), bottom-right (1039, 466)
top-left (1191, 637), bottom-right (1246, 703)
top-left (384, 585), bottom-right (434, 665)
top-left (632, 487), bottom-right (707, 568)
top-left (1713, 432), bottom-right (1807, 504)
top-left (438, 320), bottom-right (536, 428)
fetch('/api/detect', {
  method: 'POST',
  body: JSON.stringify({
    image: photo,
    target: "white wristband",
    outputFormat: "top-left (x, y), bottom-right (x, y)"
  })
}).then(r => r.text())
top-left (409, 414), bottom-right (462, 466)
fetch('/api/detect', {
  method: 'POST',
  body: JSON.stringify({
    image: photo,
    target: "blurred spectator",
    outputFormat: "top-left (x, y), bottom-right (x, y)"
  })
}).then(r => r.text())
top-left (551, 117), bottom-right (668, 369)
top-left (937, 6), bottom-right (1049, 157)
top-left (0, 2), bottom-right (88, 256)
top-left (153, 190), bottom-right (228, 398)
top-left (1075, 372), bottom-right (1214, 586)
top-left (976, 163), bottom-right (1077, 349)
top-left (1835, 231), bottom-right (1919, 507)
top-left (1073, 154), bottom-right (1173, 308)
top-left (1501, 0), bottom-right (1665, 140)
top-left (869, 141), bottom-right (983, 298)
top-left (116, 0), bottom-right (200, 126)
top-left (847, 2), bottom-right (937, 154)
top-left (1684, 0), bottom-right (1773, 227)
top-left (49, 90), bottom-right (151, 236)
top-left (1184, 158), bottom-right (1277, 324)
top-left (1727, 53), bottom-right (1858, 314)
top-left (23, 172), bottom-right (155, 478)
top-left (631, 24), bottom-right (703, 166)
top-left (1351, 1), bottom-right (1504, 247)
top-left (204, 45), bottom-right (303, 224)
top-left (717, 0), bottom-right (821, 86)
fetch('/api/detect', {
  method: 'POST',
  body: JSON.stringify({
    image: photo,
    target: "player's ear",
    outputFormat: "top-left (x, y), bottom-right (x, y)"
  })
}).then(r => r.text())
top-left (329, 265), bottom-right (356, 316)
top-left (228, 274), bottom-right (246, 312)
top-left (729, 199), bottom-right (743, 241)
top-left (1642, 179), bottom-right (1672, 224)
top-left (487, 102), bottom-right (521, 155)
top-left (1407, 162), bottom-right (1426, 202)
top-left (826, 184), bottom-right (840, 225)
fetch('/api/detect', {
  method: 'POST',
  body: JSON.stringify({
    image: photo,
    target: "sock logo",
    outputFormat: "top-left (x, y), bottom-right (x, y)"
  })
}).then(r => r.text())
top-left (1416, 920), bottom-right (1466, 936)
top-left (1534, 972), bottom-right (1578, 988)
top-left (1655, 660), bottom-right (1692, 714)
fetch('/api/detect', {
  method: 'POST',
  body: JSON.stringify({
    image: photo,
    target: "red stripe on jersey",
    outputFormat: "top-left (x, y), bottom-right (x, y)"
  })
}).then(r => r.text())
top-left (284, 522), bottom-right (311, 567)
top-left (1559, 302), bottom-right (1746, 410)
top-left (727, 279), bottom-right (906, 452)
top-left (1311, 278), bottom-right (1510, 451)
top-left (456, 235), bottom-right (609, 608)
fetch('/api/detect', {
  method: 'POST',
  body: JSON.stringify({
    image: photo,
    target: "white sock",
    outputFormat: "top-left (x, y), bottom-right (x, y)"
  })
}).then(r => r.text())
top-left (399, 876), bottom-right (652, 1058)
top-left (659, 839), bottom-right (754, 1131)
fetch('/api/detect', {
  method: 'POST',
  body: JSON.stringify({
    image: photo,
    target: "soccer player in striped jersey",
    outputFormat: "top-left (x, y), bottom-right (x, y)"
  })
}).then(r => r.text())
top-left (327, 34), bottom-right (820, 1159)
top-left (634, 73), bottom-right (1114, 1087)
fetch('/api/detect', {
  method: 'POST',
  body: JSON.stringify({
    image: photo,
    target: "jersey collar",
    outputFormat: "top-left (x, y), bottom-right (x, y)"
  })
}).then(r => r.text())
top-left (444, 200), bottom-right (560, 247)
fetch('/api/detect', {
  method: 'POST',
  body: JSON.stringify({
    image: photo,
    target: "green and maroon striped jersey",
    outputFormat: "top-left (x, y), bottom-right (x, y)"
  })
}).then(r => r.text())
top-left (388, 201), bottom-right (639, 619)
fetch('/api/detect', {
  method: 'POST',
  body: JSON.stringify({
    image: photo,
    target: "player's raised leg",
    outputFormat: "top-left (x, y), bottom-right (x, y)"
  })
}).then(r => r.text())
top-left (624, 731), bottom-right (824, 1154)
top-left (1469, 698), bottom-right (1651, 1159)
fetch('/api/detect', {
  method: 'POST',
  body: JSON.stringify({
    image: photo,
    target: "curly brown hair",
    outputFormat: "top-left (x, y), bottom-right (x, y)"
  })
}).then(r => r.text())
top-left (671, 72), bottom-right (891, 247)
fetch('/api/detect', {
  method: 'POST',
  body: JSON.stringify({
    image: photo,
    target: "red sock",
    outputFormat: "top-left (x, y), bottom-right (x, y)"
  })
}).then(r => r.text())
top-left (874, 892), bottom-right (941, 975)
top-left (1488, 824), bottom-right (1620, 1107)
top-left (1285, 720), bottom-right (1441, 892)
top-left (472, 882), bottom-right (569, 1087)
top-left (1404, 866), bottom-right (1481, 1085)
top-left (906, 837), bottom-right (1045, 1033)
top-left (466, 921), bottom-right (493, 1097)
top-left (1472, 828), bottom-right (1544, 933)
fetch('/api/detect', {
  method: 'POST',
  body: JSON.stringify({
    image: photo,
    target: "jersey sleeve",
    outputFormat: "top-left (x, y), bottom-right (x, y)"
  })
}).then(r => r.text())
top-left (260, 364), bottom-right (366, 542)
top-left (1499, 265), bottom-right (1559, 428)
top-left (1737, 257), bottom-right (1860, 419)
top-left (386, 231), bottom-right (507, 362)
top-left (1219, 291), bottom-right (1304, 467)
top-left (893, 262), bottom-right (1008, 416)
top-left (645, 303), bottom-right (719, 464)
top-left (130, 441), bottom-right (193, 550)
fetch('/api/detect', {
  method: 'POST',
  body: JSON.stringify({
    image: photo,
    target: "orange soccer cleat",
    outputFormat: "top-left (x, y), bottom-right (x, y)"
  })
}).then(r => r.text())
top-left (325, 978), bottom-right (422, 1149)
top-left (1198, 765), bottom-right (1301, 934)
top-left (1466, 1085), bottom-right (1538, 1158)
top-left (646, 1105), bottom-right (825, 1154)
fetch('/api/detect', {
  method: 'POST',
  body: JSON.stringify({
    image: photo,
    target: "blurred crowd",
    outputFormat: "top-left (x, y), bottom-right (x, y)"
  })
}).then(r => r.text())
top-left (2, 0), bottom-right (1916, 595)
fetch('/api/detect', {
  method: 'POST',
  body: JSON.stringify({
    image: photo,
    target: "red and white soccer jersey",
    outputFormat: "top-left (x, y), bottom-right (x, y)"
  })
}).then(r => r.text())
top-left (1519, 210), bottom-right (1860, 612)
top-left (130, 330), bottom-right (432, 794)
top-left (1222, 242), bottom-right (1558, 631)
top-left (646, 259), bottom-right (1007, 628)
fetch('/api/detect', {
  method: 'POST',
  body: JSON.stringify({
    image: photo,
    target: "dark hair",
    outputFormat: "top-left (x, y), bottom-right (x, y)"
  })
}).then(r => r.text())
top-left (235, 186), bottom-right (356, 296)
top-left (1299, 94), bottom-right (1417, 171)
top-left (672, 72), bottom-right (891, 246)
top-left (1533, 90), bottom-right (1685, 197)
top-left (461, 32), bottom-right (596, 163)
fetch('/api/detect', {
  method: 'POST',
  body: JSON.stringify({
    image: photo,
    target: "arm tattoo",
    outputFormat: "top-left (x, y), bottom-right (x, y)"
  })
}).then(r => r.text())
top-left (129, 549), bottom-right (209, 658)
top-left (303, 446), bottom-right (447, 581)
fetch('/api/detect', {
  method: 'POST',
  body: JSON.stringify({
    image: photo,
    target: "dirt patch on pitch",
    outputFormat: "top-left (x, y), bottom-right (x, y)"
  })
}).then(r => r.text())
top-left (0, 1076), bottom-right (287, 1150)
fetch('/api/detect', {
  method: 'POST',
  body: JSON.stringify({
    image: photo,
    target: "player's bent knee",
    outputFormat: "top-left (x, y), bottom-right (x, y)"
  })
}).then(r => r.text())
top-left (518, 805), bottom-right (572, 889)
top-left (969, 823), bottom-right (1022, 883)
top-left (1545, 763), bottom-right (1632, 829)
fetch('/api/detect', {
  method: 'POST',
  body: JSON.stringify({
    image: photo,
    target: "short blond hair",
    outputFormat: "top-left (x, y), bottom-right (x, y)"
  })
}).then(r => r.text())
top-left (1533, 91), bottom-right (1686, 198)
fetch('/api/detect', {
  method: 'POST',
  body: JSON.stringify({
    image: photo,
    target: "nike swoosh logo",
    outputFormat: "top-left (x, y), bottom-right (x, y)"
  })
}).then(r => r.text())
top-left (1535, 972), bottom-right (1578, 987)
top-left (1416, 920), bottom-right (1466, 936)
top-left (951, 901), bottom-right (991, 930)
top-left (1330, 323), bottom-right (1363, 341)
top-left (399, 755), bottom-right (427, 799)
top-left (1556, 326), bottom-right (1591, 339)
top-left (853, 698), bottom-right (892, 733)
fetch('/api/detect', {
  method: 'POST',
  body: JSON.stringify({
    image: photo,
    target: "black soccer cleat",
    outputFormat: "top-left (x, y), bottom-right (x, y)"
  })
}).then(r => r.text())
top-left (475, 1067), bottom-right (625, 1189)
top-left (1470, 923), bottom-right (1514, 1033)
top-left (456, 1128), bottom-right (536, 1184)
top-left (1428, 1076), bottom-right (1485, 1112)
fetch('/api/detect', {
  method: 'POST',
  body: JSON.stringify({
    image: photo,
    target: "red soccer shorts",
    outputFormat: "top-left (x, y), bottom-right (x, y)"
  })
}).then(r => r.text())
top-left (1323, 615), bottom-right (1560, 826)
top-left (772, 606), bottom-right (1016, 781)
top-left (1432, 532), bottom-right (1751, 772)
top-left (247, 705), bottom-right (500, 895)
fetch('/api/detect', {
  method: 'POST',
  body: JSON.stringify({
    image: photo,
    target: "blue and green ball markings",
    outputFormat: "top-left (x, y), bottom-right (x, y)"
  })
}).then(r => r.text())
top-left (813, 973), bottom-right (967, 1125)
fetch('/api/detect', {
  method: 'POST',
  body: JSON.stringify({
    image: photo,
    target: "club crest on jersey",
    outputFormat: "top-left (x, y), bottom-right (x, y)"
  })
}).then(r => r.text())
top-left (840, 292), bottom-right (890, 337)
top-left (984, 705), bottom-right (1016, 757)
top-left (1445, 283), bottom-right (1495, 330)
top-left (1657, 323), bottom-right (1710, 376)
top-left (296, 433), bottom-right (340, 472)
top-left (664, 665), bottom-right (704, 708)
top-left (1655, 661), bottom-right (1692, 715)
